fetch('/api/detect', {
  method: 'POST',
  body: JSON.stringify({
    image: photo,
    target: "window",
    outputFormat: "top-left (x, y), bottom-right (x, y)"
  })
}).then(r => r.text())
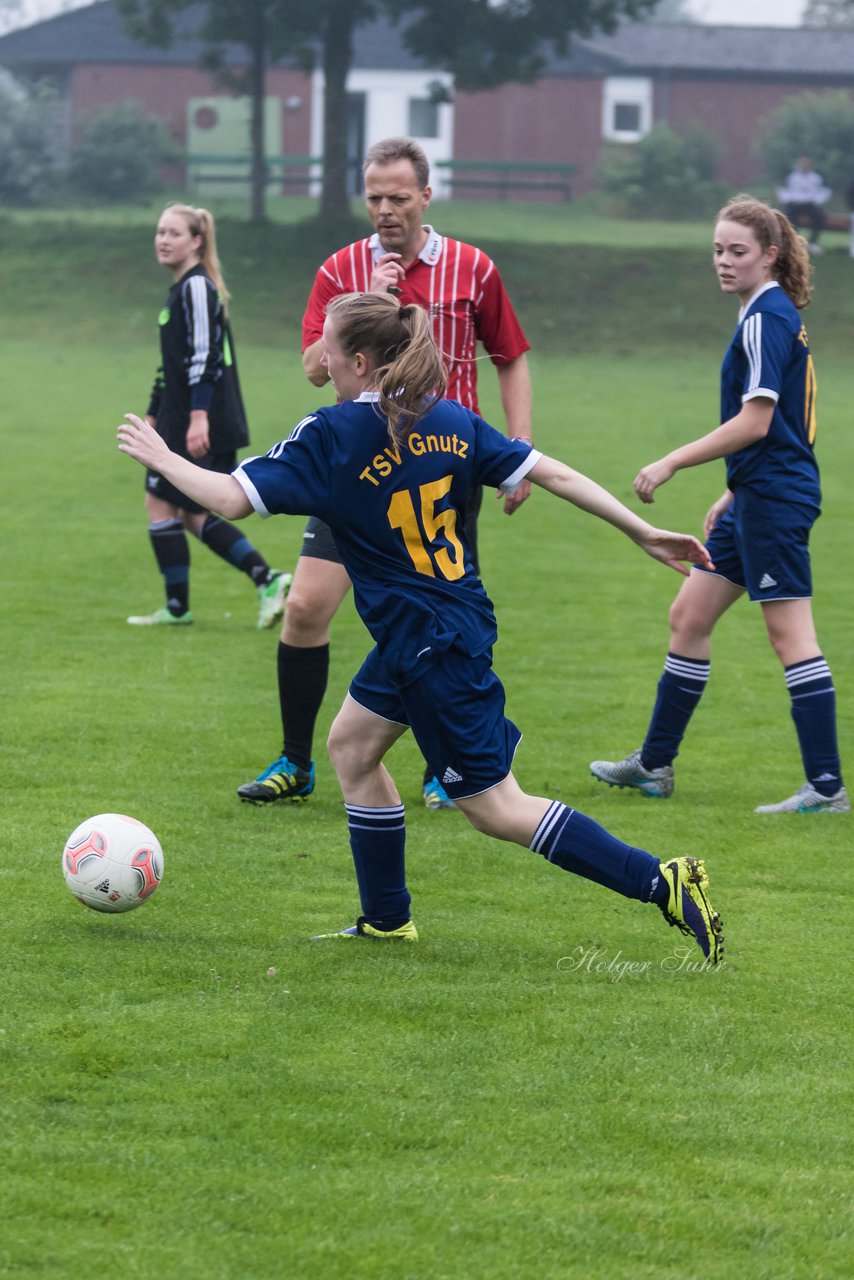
top-left (602, 77), bottom-right (652, 142)
top-left (613, 103), bottom-right (641, 135)
top-left (408, 98), bottom-right (439, 139)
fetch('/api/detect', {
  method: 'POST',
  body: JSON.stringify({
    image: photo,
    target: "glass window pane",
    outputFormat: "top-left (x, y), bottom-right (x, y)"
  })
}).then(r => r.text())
top-left (408, 98), bottom-right (439, 139)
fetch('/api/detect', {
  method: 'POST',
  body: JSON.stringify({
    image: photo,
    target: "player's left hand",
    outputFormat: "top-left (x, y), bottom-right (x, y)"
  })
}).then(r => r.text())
top-left (498, 477), bottom-right (531, 514)
top-left (634, 457), bottom-right (676, 504)
top-left (117, 413), bottom-right (172, 470)
top-left (640, 528), bottom-right (714, 577)
top-left (186, 410), bottom-right (210, 459)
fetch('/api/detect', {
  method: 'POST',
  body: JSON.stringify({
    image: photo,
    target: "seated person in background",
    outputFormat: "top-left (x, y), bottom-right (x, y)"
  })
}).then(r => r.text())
top-left (777, 156), bottom-right (831, 254)
top-left (846, 177), bottom-right (854, 258)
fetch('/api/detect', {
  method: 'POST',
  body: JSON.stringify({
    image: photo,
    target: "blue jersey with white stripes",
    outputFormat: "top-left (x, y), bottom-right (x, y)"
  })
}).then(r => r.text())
top-left (235, 394), bottom-right (539, 684)
top-left (721, 281), bottom-right (820, 509)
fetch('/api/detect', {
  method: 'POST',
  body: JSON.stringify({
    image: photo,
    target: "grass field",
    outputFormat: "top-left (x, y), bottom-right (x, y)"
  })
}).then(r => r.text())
top-left (2, 208), bottom-right (853, 1279)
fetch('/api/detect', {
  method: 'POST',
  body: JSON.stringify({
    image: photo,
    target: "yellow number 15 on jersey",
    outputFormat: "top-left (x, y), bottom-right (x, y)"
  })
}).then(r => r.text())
top-left (387, 476), bottom-right (466, 580)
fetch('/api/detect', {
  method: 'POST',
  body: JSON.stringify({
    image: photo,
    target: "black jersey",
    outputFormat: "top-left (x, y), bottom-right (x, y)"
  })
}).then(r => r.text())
top-left (147, 264), bottom-right (249, 456)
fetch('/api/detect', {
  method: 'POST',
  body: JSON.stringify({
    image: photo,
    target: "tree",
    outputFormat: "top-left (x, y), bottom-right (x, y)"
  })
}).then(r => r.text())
top-left (306, 0), bottom-right (661, 219)
top-left (803, 0), bottom-right (854, 26)
top-left (639, 0), bottom-right (698, 21)
top-left (596, 121), bottom-right (726, 218)
top-left (116, 0), bottom-right (301, 222)
top-left (756, 90), bottom-right (854, 196)
top-left (117, 0), bottom-right (658, 222)
top-left (70, 99), bottom-right (183, 200)
top-left (0, 74), bottom-right (58, 204)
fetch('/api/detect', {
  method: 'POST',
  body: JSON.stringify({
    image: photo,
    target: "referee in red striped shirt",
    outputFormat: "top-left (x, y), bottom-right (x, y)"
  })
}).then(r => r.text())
top-left (237, 137), bottom-right (533, 811)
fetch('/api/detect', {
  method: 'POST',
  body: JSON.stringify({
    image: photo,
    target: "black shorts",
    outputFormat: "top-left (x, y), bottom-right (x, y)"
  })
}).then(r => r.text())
top-left (300, 486), bottom-right (484, 572)
top-left (145, 451), bottom-right (238, 515)
top-left (300, 516), bottom-right (343, 563)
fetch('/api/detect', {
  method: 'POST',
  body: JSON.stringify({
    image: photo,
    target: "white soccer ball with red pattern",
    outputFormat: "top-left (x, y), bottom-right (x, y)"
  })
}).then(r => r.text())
top-left (62, 814), bottom-right (164, 913)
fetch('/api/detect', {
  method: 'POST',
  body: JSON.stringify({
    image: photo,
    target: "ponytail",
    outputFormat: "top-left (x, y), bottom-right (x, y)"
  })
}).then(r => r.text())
top-left (717, 194), bottom-right (813, 309)
top-left (325, 293), bottom-right (447, 447)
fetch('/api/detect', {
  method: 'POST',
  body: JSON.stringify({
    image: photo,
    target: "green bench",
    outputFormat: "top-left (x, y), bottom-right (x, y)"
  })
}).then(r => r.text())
top-left (187, 155), bottom-right (576, 201)
top-left (434, 159), bottom-right (576, 201)
top-left (186, 154), bottom-right (321, 190)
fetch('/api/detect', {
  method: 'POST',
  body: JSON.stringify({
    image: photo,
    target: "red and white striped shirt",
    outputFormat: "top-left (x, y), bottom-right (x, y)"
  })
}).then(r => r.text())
top-left (301, 227), bottom-right (530, 415)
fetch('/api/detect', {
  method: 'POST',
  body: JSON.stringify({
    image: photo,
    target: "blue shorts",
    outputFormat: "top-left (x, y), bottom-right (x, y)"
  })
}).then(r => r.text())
top-left (701, 489), bottom-right (817, 602)
top-left (349, 646), bottom-right (522, 800)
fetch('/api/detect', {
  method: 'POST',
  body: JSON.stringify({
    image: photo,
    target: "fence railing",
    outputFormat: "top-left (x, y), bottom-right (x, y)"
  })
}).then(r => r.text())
top-left (186, 155), bottom-right (576, 201)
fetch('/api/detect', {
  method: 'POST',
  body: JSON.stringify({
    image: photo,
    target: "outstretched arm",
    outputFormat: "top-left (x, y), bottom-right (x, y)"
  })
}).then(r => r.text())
top-left (496, 355), bottom-right (533, 515)
top-left (527, 454), bottom-right (713, 577)
top-left (117, 414), bottom-right (251, 520)
top-left (634, 399), bottom-right (773, 503)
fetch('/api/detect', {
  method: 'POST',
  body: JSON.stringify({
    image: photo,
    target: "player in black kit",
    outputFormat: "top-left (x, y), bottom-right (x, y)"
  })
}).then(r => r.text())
top-left (128, 203), bottom-right (289, 629)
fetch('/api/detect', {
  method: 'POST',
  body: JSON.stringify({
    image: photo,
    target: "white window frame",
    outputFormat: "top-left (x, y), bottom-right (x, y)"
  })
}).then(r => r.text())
top-left (602, 77), bottom-right (653, 142)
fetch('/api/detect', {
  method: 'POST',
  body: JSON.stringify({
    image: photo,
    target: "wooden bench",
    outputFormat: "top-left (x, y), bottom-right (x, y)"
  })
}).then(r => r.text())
top-left (187, 154), bottom-right (323, 193)
top-left (186, 154), bottom-right (577, 202)
top-left (434, 159), bottom-right (576, 202)
top-left (789, 208), bottom-right (851, 234)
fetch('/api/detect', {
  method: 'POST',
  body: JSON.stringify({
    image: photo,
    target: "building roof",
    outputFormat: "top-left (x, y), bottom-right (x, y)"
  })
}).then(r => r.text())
top-left (2, 2), bottom-right (854, 82)
top-left (0, 1), bottom-right (426, 71)
top-left (573, 21), bottom-right (854, 79)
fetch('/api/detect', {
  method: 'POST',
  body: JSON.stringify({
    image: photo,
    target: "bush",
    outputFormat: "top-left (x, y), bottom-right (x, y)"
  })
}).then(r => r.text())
top-left (596, 122), bottom-right (728, 219)
top-left (70, 100), bottom-right (182, 201)
top-left (756, 90), bottom-right (854, 196)
top-left (0, 76), bottom-right (59, 205)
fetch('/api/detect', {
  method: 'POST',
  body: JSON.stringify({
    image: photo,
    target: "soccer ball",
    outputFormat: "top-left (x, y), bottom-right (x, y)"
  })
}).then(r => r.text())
top-left (62, 813), bottom-right (164, 913)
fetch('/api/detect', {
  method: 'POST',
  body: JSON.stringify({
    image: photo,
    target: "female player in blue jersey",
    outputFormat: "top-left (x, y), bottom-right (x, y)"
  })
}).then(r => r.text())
top-left (591, 195), bottom-right (847, 813)
top-left (118, 291), bottom-right (723, 963)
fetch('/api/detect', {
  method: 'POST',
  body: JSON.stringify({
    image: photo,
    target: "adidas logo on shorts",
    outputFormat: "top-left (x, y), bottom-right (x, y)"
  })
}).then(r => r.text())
top-left (758, 573), bottom-right (778, 590)
top-left (442, 766), bottom-right (463, 785)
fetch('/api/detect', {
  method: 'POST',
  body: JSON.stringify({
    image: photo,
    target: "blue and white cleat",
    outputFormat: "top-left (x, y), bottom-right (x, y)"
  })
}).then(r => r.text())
top-left (754, 783), bottom-right (850, 814)
top-left (237, 755), bottom-right (315, 804)
top-left (422, 776), bottom-right (457, 810)
top-left (590, 748), bottom-right (674, 798)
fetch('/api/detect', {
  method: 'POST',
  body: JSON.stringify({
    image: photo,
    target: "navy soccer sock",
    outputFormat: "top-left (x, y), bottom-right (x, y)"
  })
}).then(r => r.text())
top-left (278, 642), bottom-right (329, 771)
top-left (641, 652), bottom-right (710, 770)
top-left (345, 803), bottom-right (411, 929)
top-left (148, 518), bottom-right (190, 616)
top-left (197, 514), bottom-right (272, 584)
top-left (530, 803), bottom-right (666, 904)
top-left (786, 656), bottom-right (843, 795)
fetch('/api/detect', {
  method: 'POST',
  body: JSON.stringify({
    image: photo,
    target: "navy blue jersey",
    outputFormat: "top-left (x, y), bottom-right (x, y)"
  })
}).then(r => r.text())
top-left (148, 264), bottom-right (249, 455)
top-left (721, 282), bottom-right (820, 509)
top-left (235, 395), bottom-right (539, 683)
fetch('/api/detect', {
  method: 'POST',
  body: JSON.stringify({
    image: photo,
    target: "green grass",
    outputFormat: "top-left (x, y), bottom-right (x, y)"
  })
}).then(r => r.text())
top-left (2, 214), bottom-right (853, 1279)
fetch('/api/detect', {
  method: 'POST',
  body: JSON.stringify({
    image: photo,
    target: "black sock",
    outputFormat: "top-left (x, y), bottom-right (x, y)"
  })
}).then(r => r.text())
top-left (197, 515), bottom-right (270, 584)
top-left (278, 642), bottom-right (329, 771)
top-left (149, 518), bottom-right (190, 616)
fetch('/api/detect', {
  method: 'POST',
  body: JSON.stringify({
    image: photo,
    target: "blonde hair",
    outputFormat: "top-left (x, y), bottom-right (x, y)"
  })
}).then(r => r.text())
top-left (325, 292), bottom-right (447, 447)
top-left (716, 194), bottom-right (813, 309)
top-left (161, 203), bottom-right (231, 313)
